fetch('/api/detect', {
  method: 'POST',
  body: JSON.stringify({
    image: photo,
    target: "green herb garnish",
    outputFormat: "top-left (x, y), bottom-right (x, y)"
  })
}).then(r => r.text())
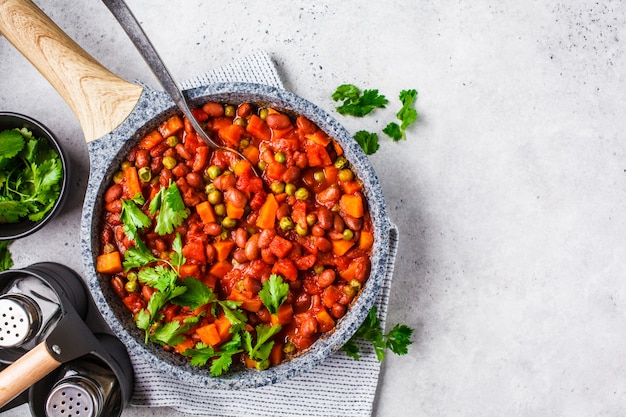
top-left (383, 89), bottom-right (418, 141)
top-left (243, 323), bottom-right (282, 370)
top-left (353, 130), bottom-right (380, 156)
top-left (149, 182), bottom-right (188, 235)
top-left (0, 241), bottom-right (13, 272)
top-left (259, 274), bottom-right (289, 315)
top-left (0, 128), bottom-right (62, 223)
top-left (342, 306), bottom-right (414, 361)
top-left (332, 84), bottom-right (389, 117)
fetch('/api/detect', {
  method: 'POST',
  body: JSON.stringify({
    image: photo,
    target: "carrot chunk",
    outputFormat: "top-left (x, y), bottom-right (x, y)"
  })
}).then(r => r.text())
top-left (256, 194), bottom-right (279, 229)
top-left (96, 251), bottom-right (123, 274)
top-left (339, 194), bottom-right (364, 218)
top-left (196, 323), bottom-right (221, 347)
top-left (196, 201), bottom-right (217, 224)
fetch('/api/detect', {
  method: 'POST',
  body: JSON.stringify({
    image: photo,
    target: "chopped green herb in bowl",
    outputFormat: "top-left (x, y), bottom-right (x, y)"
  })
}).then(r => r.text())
top-left (0, 112), bottom-right (68, 241)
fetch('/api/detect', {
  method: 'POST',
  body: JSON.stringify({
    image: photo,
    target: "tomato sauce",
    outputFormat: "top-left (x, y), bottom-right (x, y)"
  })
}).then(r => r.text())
top-left (97, 102), bottom-right (373, 372)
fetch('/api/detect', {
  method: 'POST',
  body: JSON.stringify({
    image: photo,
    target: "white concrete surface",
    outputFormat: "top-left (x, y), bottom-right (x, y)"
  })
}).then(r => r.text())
top-left (2, 0), bottom-right (626, 416)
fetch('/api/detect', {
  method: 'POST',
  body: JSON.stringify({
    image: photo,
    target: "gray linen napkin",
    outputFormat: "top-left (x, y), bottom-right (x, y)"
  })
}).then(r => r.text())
top-left (128, 50), bottom-right (398, 417)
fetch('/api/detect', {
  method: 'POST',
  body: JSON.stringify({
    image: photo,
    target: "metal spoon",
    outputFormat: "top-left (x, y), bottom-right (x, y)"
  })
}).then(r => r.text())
top-left (101, 0), bottom-right (256, 172)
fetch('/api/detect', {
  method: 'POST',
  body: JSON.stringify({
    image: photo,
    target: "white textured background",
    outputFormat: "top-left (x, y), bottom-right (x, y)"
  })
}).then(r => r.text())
top-left (2, 0), bottom-right (626, 416)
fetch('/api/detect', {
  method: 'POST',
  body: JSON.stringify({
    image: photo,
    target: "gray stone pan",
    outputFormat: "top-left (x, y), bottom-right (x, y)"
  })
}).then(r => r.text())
top-left (0, 0), bottom-right (395, 389)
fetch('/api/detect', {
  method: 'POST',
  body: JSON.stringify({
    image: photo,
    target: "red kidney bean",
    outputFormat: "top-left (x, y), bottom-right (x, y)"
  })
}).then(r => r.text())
top-left (150, 142), bottom-right (169, 157)
top-left (234, 228), bottom-right (248, 248)
top-left (314, 237), bottom-right (332, 253)
top-left (330, 303), bottom-right (346, 319)
top-left (311, 225), bottom-right (325, 237)
top-left (342, 213), bottom-right (363, 231)
top-left (202, 102), bottom-right (224, 118)
top-left (276, 202), bottom-right (291, 220)
top-left (293, 151), bottom-right (308, 169)
top-left (104, 184), bottom-right (123, 203)
top-left (159, 168), bottom-right (173, 187)
top-left (111, 276), bottom-right (126, 299)
top-left (233, 248), bottom-right (248, 264)
top-left (316, 207), bottom-right (333, 230)
top-left (105, 200), bottom-right (122, 213)
top-left (205, 244), bottom-right (216, 263)
top-left (237, 103), bottom-right (253, 118)
top-left (245, 234), bottom-right (260, 260)
top-left (282, 166), bottom-right (301, 184)
top-left (186, 172), bottom-right (204, 189)
top-left (317, 269), bottom-right (336, 287)
top-left (192, 146), bottom-right (209, 172)
top-left (293, 292), bottom-right (311, 313)
top-left (213, 173), bottom-right (236, 191)
top-left (261, 248), bottom-right (277, 264)
top-left (317, 185), bottom-right (340, 205)
top-left (266, 113), bottom-right (291, 130)
top-left (204, 222), bottom-right (221, 236)
top-left (151, 156), bottom-right (163, 175)
top-left (333, 213), bottom-right (345, 233)
top-left (258, 229), bottom-right (275, 249)
top-left (256, 307), bottom-right (271, 323)
top-left (135, 148), bottom-right (150, 168)
top-left (175, 143), bottom-right (192, 160)
top-left (225, 187), bottom-right (247, 208)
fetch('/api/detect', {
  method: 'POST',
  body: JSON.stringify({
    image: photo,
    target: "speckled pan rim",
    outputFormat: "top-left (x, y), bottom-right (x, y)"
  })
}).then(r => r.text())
top-left (81, 82), bottom-right (392, 389)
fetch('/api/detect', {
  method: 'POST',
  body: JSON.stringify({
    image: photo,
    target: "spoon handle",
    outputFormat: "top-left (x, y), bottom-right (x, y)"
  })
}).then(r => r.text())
top-left (101, 0), bottom-right (221, 150)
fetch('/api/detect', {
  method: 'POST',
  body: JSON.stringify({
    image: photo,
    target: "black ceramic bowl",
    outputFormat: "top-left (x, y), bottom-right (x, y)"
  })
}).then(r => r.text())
top-left (0, 112), bottom-right (69, 240)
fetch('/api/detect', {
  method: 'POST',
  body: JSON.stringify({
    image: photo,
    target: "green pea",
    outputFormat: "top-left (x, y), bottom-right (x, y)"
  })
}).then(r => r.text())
top-left (306, 213), bottom-right (317, 226)
top-left (224, 105), bottom-right (236, 117)
top-left (255, 358), bottom-right (270, 371)
top-left (162, 155), bottom-right (177, 170)
top-left (103, 243), bottom-right (116, 254)
top-left (338, 169), bottom-right (354, 182)
top-left (274, 152), bottom-right (286, 164)
top-left (350, 279), bottom-right (362, 290)
top-left (206, 165), bottom-right (222, 180)
top-left (208, 190), bottom-right (223, 205)
top-left (270, 181), bottom-right (285, 194)
top-left (205, 183), bottom-right (217, 194)
top-left (283, 342), bottom-right (296, 355)
top-left (126, 271), bottom-right (138, 282)
top-left (239, 138), bottom-right (250, 149)
top-left (314, 171), bottom-right (325, 182)
top-left (234, 117), bottom-right (247, 128)
top-left (121, 161), bottom-right (133, 170)
top-left (258, 161), bottom-right (268, 171)
top-left (295, 224), bottom-right (308, 236)
top-left (113, 171), bottom-right (124, 184)
top-left (285, 183), bottom-right (296, 196)
top-left (222, 217), bottom-right (237, 229)
top-left (259, 108), bottom-right (269, 120)
top-left (342, 229), bottom-right (354, 241)
top-left (279, 217), bottom-right (294, 231)
top-left (334, 156), bottom-right (348, 169)
top-left (138, 167), bottom-right (152, 182)
top-left (295, 187), bottom-right (310, 201)
top-left (125, 281), bottom-right (138, 293)
top-left (314, 265), bottom-right (324, 274)
top-left (166, 136), bottom-right (179, 147)
top-left (214, 203), bottom-right (226, 217)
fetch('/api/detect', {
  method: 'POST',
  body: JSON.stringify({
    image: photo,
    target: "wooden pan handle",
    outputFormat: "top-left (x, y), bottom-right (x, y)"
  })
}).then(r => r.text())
top-left (0, 0), bottom-right (143, 142)
top-left (0, 342), bottom-right (61, 408)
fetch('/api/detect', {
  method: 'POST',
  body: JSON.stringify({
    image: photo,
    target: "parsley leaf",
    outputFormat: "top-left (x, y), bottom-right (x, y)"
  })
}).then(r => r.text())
top-left (353, 131), bottom-right (380, 155)
top-left (172, 277), bottom-right (215, 310)
top-left (151, 182), bottom-right (188, 235)
top-left (383, 89), bottom-right (418, 141)
top-left (259, 274), bottom-right (289, 315)
top-left (0, 129), bottom-right (63, 224)
top-left (218, 300), bottom-right (248, 334)
top-left (243, 323), bottom-right (282, 367)
top-left (0, 241), bottom-right (13, 272)
top-left (341, 306), bottom-right (414, 361)
top-left (332, 84), bottom-right (388, 117)
top-left (184, 333), bottom-right (243, 376)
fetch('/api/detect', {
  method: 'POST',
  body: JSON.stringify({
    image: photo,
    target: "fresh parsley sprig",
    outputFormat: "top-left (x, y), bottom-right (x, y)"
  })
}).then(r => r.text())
top-left (258, 274), bottom-right (289, 315)
top-left (243, 323), bottom-right (283, 370)
top-left (332, 84), bottom-right (389, 117)
top-left (149, 182), bottom-right (188, 235)
top-left (383, 89), bottom-right (419, 141)
top-left (342, 306), bottom-right (414, 361)
top-left (353, 131), bottom-right (380, 156)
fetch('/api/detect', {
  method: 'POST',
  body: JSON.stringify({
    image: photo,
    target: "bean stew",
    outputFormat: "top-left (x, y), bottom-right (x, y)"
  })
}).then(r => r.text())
top-left (96, 101), bottom-right (373, 374)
